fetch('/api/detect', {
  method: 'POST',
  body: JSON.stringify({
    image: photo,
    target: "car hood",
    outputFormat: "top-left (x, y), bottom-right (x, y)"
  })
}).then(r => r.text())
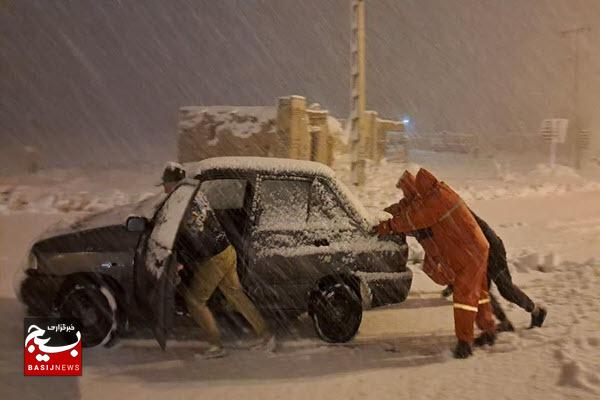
top-left (37, 193), bottom-right (166, 241)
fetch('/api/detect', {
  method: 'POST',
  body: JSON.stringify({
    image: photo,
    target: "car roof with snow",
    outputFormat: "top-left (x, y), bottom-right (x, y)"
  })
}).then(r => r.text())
top-left (185, 156), bottom-right (374, 227)
top-left (185, 156), bottom-right (337, 179)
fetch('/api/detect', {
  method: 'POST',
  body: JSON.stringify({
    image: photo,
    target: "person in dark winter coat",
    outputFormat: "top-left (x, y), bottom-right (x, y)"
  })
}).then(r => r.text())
top-left (442, 213), bottom-right (547, 342)
top-left (160, 163), bottom-right (275, 359)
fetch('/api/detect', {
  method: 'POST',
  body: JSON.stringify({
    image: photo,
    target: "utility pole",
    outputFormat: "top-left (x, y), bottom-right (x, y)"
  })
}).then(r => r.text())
top-left (561, 25), bottom-right (591, 169)
top-left (350, 0), bottom-right (366, 185)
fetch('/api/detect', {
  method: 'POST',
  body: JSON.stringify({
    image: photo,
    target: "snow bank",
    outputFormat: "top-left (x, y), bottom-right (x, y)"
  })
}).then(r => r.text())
top-left (332, 151), bottom-right (600, 210)
top-left (0, 184), bottom-right (155, 215)
top-left (528, 164), bottom-right (584, 182)
top-left (508, 250), bottom-right (560, 273)
top-left (458, 164), bottom-right (600, 201)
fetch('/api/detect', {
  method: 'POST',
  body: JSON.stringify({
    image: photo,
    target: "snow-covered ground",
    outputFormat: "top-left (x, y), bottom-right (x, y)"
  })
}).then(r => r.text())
top-left (1, 151), bottom-right (600, 399)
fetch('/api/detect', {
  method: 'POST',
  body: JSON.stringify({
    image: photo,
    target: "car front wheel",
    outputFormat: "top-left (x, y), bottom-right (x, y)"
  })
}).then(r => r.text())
top-left (309, 281), bottom-right (362, 343)
top-left (58, 281), bottom-right (118, 347)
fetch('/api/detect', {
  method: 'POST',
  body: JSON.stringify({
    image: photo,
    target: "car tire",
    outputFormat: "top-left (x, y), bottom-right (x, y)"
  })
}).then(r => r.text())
top-left (309, 281), bottom-right (362, 343)
top-left (58, 281), bottom-right (118, 348)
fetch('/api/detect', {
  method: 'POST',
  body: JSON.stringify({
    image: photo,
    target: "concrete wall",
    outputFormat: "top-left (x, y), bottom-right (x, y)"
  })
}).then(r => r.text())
top-left (275, 96), bottom-right (311, 160)
top-left (307, 106), bottom-right (334, 166)
top-left (376, 119), bottom-right (404, 162)
top-left (177, 96), bottom-right (339, 166)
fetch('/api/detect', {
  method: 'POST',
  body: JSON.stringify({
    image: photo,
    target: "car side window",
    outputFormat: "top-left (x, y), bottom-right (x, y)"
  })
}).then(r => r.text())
top-left (308, 179), bottom-right (355, 229)
top-left (258, 178), bottom-right (310, 230)
top-left (199, 179), bottom-right (248, 210)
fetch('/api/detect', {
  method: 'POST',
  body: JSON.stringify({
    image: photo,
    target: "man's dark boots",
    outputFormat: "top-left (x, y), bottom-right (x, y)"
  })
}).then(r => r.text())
top-left (496, 319), bottom-right (515, 332)
top-left (474, 331), bottom-right (497, 347)
top-left (530, 306), bottom-right (547, 328)
top-left (453, 341), bottom-right (473, 359)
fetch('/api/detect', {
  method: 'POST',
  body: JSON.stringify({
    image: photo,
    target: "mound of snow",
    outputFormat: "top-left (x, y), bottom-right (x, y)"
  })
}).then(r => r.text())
top-left (528, 164), bottom-right (583, 182)
top-left (556, 346), bottom-right (600, 393)
top-left (511, 250), bottom-right (559, 273)
top-left (0, 185), bottom-right (155, 215)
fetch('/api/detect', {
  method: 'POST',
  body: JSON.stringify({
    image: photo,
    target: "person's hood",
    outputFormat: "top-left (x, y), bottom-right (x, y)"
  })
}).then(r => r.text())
top-left (396, 170), bottom-right (418, 200)
top-left (415, 168), bottom-right (440, 196)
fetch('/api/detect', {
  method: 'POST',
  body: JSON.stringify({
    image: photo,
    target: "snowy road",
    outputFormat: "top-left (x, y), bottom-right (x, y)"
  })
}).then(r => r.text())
top-left (1, 166), bottom-right (600, 399)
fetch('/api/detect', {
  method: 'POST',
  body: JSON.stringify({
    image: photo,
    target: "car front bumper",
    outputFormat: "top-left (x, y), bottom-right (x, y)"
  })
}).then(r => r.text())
top-left (354, 268), bottom-right (413, 309)
top-left (19, 271), bottom-right (65, 316)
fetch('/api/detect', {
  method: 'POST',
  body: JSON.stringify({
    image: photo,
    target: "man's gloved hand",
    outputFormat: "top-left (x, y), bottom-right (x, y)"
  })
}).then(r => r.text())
top-left (441, 285), bottom-right (453, 298)
top-left (384, 203), bottom-right (401, 215)
top-left (375, 220), bottom-right (392, 237)
top-left (453, 341), bottom-right (473, 359)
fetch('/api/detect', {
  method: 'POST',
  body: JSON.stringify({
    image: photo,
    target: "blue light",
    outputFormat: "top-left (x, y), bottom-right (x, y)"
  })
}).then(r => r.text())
top-left (402, 117), bottom-right (410, 124)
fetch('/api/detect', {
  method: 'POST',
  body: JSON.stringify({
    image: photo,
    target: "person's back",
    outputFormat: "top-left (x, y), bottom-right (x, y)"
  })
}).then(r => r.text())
top-left (176, 192), bottom-right (230, 268)
top-left (470, 212), bottom-right (504, 256)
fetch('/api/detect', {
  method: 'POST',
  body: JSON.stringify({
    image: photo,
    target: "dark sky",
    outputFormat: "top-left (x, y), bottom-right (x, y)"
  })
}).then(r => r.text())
top-left (1, 0), bottom-right (598, 168)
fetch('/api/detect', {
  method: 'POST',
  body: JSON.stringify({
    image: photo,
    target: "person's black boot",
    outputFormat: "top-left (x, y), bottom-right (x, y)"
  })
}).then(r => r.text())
top-left (473, 331), bottom-right (497, 347)
top-left (496, 319), bottom-right (515, 332)
top-left (530, 306), bottom-right (547, 328)
top-left (453, 341), bottom-right (473, 359)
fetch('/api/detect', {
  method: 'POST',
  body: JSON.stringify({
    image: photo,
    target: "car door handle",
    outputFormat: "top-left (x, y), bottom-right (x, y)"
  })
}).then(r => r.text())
top-left (313, 238), bottom-right (329, 247)
top-left (100, 262), bottom-right (119, 270)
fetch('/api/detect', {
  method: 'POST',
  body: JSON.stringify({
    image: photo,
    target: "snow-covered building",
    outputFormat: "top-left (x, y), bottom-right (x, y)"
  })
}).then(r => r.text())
top-left (177, 96), bottom-right (343, 166)
top-left (178, 105), bottom-right (278, 162)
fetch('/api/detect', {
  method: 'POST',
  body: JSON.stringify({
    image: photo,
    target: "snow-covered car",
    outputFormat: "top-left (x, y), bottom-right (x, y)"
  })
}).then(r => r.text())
top-left (18, 157), bottom-right (412, 348)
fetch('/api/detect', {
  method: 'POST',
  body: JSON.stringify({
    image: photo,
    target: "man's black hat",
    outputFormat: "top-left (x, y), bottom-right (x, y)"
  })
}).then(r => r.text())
top-left (157, 162), bottom-right (186, 186)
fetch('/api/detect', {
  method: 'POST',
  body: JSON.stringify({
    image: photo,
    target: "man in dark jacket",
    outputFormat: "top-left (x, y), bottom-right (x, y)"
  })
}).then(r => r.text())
top-left (443, 213), bottom-right (547, 344)
top-left (160, 163), bottom-right (274, 358)
top-left (384, 170), bottom-right (547, 346)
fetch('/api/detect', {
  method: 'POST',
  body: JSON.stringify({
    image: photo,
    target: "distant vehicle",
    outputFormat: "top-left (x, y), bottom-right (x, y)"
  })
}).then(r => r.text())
top-left (18, 157), bottom-right (412, 347)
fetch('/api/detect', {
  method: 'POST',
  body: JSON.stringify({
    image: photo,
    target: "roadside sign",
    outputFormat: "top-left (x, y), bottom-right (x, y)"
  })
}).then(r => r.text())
top-left (539, 119), bottom-right (569, 143)
top-left (540, 119), bottom-right (569, 168)
top-left (577, 130), bottom-right (591, 150)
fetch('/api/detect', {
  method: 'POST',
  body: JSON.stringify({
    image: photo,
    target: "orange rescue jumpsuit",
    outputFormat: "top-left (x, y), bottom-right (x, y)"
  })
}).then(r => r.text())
top-left (385, 171), bottom-right (453, 286)
top-left (380, 169), bottom-right (495, 344)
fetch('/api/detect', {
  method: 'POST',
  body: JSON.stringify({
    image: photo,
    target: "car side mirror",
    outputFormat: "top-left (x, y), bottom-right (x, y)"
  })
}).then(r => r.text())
top-left (126, 216), bottom-right (148, 232)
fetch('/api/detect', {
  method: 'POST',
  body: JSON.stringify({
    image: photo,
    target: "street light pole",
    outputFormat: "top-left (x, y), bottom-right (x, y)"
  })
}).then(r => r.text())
top-left (561, 25), bottom-right (591, 169)
top-left (350, 0), bottom-right (366, 185)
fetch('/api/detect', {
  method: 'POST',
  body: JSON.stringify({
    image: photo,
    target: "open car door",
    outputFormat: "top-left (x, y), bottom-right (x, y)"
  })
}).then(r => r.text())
top-left (135, 181), bottom-right (199, 349)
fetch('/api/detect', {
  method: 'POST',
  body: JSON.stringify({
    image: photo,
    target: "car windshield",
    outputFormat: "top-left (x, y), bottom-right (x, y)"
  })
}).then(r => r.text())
top-left (330, 179), bottom-right (372, 229)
